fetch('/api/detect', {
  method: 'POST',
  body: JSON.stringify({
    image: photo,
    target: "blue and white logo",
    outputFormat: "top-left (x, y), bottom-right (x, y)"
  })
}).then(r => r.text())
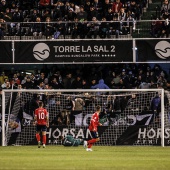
top-left (33, 43), bottom-right (50, 61)
top-left (155, 41), bottom-right (170, 59)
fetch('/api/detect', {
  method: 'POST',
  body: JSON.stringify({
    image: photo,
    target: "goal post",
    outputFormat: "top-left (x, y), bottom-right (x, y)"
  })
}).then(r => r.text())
top-left (1, 88), bottom-right (166, 147)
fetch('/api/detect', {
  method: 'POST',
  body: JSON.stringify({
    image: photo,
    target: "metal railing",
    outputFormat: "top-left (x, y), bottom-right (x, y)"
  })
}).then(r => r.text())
top-left (0, 20), bottom-right (169, 40)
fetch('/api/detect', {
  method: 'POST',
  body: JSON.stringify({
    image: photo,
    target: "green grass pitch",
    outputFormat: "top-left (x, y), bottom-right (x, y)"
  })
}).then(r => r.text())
top-left (0, 145), bottom-right (170, 170)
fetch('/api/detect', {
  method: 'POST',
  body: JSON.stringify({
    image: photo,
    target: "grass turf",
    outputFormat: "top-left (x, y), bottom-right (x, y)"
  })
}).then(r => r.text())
top-left (0, 146), bottom-right (170, 170)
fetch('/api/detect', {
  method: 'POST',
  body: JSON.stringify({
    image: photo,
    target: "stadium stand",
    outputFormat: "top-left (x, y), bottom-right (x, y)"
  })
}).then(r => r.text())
top-left (0, 0), bottom-right (167, 40)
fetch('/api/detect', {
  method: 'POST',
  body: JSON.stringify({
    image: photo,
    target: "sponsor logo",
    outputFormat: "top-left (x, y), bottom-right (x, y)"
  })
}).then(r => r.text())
top-left (33, 43), bottom-right (50, 61)
top-left (138, 128), bottom-right (170, 139)
top-left (47, 128), bottom-right (92, 144)
top-left (155, 41), bottom-right (170, 59)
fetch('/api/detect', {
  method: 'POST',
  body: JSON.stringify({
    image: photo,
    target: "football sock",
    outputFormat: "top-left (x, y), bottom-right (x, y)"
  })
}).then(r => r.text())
top-left (88, 143), bottom-right (93, 148)
top-left (36, 133), bottom-right (40, 142)
top-left (87, 139), bottom-right (97, 148)
top-left (42, 135), bottom-right (46, 144)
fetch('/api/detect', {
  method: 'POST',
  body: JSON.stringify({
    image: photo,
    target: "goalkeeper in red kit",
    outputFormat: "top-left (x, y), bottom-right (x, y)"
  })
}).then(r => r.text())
top-left (34, 101), bottom-right (49, 148)
top-left (84, 105), bottom-right (102, 151)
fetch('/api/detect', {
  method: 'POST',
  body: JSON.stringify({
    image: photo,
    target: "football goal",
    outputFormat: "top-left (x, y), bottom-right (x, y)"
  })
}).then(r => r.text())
top-left (1, 89), bottom-right (169, 147)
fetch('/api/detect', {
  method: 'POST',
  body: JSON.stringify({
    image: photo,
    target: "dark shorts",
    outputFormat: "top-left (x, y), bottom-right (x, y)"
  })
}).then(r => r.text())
top-left (90, 131), bottom-right (99, 139)
top-left (36, 125), bottom-right (47, 132)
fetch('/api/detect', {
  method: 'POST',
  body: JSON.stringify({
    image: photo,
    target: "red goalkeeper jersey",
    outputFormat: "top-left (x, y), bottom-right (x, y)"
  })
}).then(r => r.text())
top-left (34, 108), bottom-right (48, 125)
top-left (89, 112), bottom-right (99, 132)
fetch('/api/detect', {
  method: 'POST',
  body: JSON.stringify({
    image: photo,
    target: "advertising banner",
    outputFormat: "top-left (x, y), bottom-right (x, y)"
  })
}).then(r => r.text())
top-left (0, 42), bottom-right (13, 63)
top-left (5, 108), bottom-right (170, 146)
top-left (15, 40), bottom-right (133, 63)
top-left (136, 40), bottom-right (170, 62)
top-left (18, 125), bottom-right (170, 146)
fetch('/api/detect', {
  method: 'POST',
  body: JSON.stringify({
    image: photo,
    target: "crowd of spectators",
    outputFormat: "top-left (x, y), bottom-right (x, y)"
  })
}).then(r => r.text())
top-left (0, 63), bottom-right (169, 127)
top-left (150, 0), bottom-right (170, 38)
top-left (0, 0), bottom-right (147, 39)
top-left (0, 63), bottom-right (170, 91)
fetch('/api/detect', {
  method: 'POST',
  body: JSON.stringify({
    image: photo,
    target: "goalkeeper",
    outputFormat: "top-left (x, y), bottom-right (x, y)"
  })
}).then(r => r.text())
top-left (59, 135), bottom-right (87, 147)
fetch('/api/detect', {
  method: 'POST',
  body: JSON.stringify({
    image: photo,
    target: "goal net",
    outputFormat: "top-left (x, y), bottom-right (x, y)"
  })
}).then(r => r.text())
top-left (1, 89), bottom-right (169, 147)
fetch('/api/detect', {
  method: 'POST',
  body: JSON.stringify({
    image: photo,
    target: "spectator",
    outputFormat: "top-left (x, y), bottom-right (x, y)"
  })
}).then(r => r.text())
top-left (52, 0), bottom-right (64, 20)
top-left (111, 15), bottom-right (121, 38)
top-left (70, 2), bottom-right (80, 14)
top-left (71, 17), bottom-right (80, 38)
top-left (64, 96), bottom-right (74, 111)
top-left (63, 1), bottom-right (71, 17)
top-left (112, 0), bottom-right (123, 14)
top-left (72, 0), bottom-right (84, 6)
top-left (45, 16), bottom-right (55, 38)
top-left (30, 9), bottom-right (41, 22)
top-left (82, 78), bottom-right (90, 89)
top-left (36, 81), bottom-right (44, 90)
top-left (89, 78), bottom-right (97, 87)
top-left (0, 20), bottom-right (5, 39)
top-left (41, 8), bottom-right (51, 21)
top-left (51, 115), bottom-right (64, 126)
top-left (0, 71), bottom-right (8, 85)
top-left (2, 80), bottom-right (11, 89)
top-left (161, 0), bottom-right (170, 15)
top-left (150, 93), bottom-right (161, 122)
top-left (38, 72), bottom-right (48, 85)
top-left (157, 74), bottom-right (167, 88)
top-left (12, 7), bottom-right (23, 22)
top-left (91, 78), bottom-right (110, 89)
top-left (119, 8), bottom-right (128, 34)
top-left (38, 0), bottom-right (51, 11)
top-left (160, 17), bottom-right (170, 38)
top-left (78, 18), bottom-right (88, 38)
top-left (87, 5), bottom-right (98, 21)
top-left (84, 0), bottom-right (91, 14)
top-left (52, 70), bottom-right (63, 85)
top-left (99, 16), bottom-right (110, 38)
top-left (105, 7), bottom-right (114, 21)
top-left (139, 80), bottom-right (151, 89)
top-left (102, 0), bottom-right (113, 17)
top-left (0, 0), bottom-right (8, 13)
top-left (50, 77), bottom-right (61, 89)
top-left (161, 10), bottom-right (170, 20)
top-left (2, 8), bottom-right (12, 22)
top-left (53, 17), bottom-right (65, 38)
top-left (150, 18), bottom-right (163, 38)
top-left (22, 76), bottom-right (34, 89)
top-left (71, 75), bottom-right (82, 89)
top-left (10, 1), bottom-right (17, 13)
top-left (1, 78), bottom-right (9, 88)
top-left (77, 5), bottom-right (87, 21)
top-left (31, 17), bottom-right (45, 37)
top-left (60, 109), bottom-right (70, 125)
top-left (91, 0), bottom-right (103, 20)
top-left (126, 11), bottom-right (136, 33)
top-left (67, 8), bottom-right (77, 21)
top-left (165, 76), bottom-right (170, 90)
top-left (11, 73), bottom-right (21, 85)
top-left (127, 0), bottom-right (141, 20)
top-left (110, 72), bottom-right (121, 88)
top-left (72, 97), bottom-right (85, 111)
top-left (63, 72), bottom-right (74, 89)
top-left (87, 16), bottom-right (100, 38)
